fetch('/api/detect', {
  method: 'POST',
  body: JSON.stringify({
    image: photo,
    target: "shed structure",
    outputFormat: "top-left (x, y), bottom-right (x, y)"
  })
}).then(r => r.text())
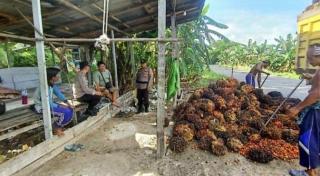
top-left (0, 0), bottom-right (205, 175)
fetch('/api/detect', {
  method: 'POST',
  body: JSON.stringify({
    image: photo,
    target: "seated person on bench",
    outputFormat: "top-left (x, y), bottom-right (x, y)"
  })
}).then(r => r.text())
top-left (93, 61), bottom-right (119, 107)
top-left (33, 67), bottom-right (73, 136)
top-left (75, 61), bottom-right (102, 116)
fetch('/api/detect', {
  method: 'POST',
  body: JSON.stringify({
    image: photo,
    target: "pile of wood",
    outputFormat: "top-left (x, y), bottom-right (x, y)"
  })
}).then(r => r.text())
top-left (0, 87), bottom-right (20, 100)
top-left (169, 78), bottom-right (300, 163)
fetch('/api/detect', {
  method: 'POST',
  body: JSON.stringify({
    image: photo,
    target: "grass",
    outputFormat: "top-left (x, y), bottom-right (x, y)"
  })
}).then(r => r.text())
top-left (191, 70), bottom-right (225, 89)
top-left (222, 65), bottom-right (300, 79)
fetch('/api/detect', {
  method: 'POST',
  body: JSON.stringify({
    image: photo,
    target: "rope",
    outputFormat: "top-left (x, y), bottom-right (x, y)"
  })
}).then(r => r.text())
top-left (102, 0), bottom-right (106, 35)
top-left (95, 0), bottom-right (110, 51)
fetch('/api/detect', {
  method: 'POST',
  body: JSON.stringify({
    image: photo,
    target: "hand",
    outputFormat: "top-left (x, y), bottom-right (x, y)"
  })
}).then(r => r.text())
top-left (301, 73), bottom-right (313, 80)
top-left (286, 107), bottom-right (300, 118)
top-left (67, 103), bottom-right (75, 109)
top-left (95, 91), bottom-right (103, 96)
top-left (59, 104), bottom-right (69, 109)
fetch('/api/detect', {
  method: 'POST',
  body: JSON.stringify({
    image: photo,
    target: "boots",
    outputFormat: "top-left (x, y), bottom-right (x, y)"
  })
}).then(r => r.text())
top-left (144, 104), bottom-right (149, 113)
top-left (137, 104), bottom-right (143, 114)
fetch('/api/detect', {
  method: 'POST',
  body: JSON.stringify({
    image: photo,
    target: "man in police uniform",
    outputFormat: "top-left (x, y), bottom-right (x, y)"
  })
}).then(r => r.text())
top-left (136, 60), bottom-right (153, 113)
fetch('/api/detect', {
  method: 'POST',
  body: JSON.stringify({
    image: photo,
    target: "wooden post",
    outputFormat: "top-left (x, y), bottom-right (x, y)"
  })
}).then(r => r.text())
top-left (85, 46), bottom-right (92, 85)
top-left (32, 0), bottom-right (53, 139)
top-left (50, 47), bottom-right (56, 65)
top-left (111, 30), bottom-right (119, 89)
top-left (129, 41), bottom-right (135, 80)
top-left (157, 0), bottom-right (166, 159)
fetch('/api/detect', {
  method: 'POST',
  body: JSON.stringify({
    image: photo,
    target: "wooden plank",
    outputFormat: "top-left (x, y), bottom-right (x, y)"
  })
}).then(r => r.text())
top-left (0, 122), bottom-right (42, 141)
top-left (0, 109), bottom-right (31, 121)
top-left (0, 91), bottom-right (133, 176)
top-left (0, 115), bottom-right (39, 132)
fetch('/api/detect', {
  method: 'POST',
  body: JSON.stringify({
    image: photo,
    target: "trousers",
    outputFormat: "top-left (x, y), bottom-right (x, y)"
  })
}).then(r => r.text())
top-left (137, 89), bottom-right (149, 112)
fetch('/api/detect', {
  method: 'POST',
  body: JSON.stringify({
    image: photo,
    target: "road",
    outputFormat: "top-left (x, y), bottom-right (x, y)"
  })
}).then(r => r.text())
top-left (210, 65), bottom-right (310, 100)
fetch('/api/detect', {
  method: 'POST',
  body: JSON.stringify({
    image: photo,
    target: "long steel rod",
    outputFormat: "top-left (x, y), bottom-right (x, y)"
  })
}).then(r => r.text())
top-left (260, 78), bottom-right (304, 131)
top-left (260, 74), bottom-right (269, 88)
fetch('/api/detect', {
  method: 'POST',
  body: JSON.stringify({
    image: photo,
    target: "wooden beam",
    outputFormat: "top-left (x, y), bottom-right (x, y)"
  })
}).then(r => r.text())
top-left (112, 1), bottom-right (158, 17)
top-left (56, 0), bottom-right (129, 36)
top-left (0, 32), bottom-right (180, 43)
top-left (157, 0), bottom-right (166, 159)
top-left (91, 3), bottom-right (131, 29)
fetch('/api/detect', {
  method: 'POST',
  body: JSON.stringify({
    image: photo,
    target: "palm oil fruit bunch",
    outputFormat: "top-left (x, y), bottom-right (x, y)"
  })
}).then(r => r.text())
top-left (169, 136), bottom-right (188, 153)
top-left (170, 77), bottom-right (300, 163)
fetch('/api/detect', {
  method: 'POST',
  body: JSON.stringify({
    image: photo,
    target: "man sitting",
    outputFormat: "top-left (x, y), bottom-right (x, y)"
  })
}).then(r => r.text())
top-left (33, 67), bottom-right (73, 136)
top-left (93, 61), bottom-right (119, 107)
top-left (75, 61), bottom-right (103, 116)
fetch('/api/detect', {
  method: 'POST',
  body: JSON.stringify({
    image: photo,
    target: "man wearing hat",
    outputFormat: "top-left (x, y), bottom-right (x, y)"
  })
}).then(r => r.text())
top-left (135, 60), bottom-right (153, 113)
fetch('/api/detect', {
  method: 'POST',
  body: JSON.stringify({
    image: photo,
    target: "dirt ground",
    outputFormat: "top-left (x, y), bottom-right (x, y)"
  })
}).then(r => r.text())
top-left (22, 111), bottom-right (303, 176)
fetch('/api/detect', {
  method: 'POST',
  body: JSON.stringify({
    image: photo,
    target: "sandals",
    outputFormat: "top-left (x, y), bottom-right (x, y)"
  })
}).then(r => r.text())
top-left (289, 169), bottom-right (308, 176)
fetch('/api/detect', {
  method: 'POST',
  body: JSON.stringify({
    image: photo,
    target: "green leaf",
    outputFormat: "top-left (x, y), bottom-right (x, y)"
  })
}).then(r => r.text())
top-left (201, 4), bottom-right (210, 16)
top-left (203, 16), bottom-right (228, 29)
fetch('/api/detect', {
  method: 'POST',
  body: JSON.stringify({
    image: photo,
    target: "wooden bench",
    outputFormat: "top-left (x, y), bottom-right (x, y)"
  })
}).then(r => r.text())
top-left (0, 100), bottom-right (88, 141)
top-left (0, 105), bottom-right (42, 141)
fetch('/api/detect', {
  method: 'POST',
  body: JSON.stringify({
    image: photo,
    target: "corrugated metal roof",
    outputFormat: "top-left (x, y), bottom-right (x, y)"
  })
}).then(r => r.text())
top-left (0, 0), bottom-right (205, 39)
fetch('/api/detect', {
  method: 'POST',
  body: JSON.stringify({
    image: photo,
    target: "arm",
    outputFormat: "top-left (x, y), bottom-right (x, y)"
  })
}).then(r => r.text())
top-left (93, 72), bottom-right (100, 91)
top-left (78, 74), bottom-right (96, 95)
top-left (288, 73), bottom-right (320, 117)
top-left (53, 85), bottom-right (66, 102)
top-left (296, 90), bottom-right (320, 111)
top-left (148, 68), bottom-right (154, 89)
top-left (256, 63), bottom-right (269, 75)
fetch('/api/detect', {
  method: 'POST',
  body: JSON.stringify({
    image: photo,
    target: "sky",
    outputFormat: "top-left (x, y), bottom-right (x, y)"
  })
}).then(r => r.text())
top-left (206, 0), bottom-right (311, 44)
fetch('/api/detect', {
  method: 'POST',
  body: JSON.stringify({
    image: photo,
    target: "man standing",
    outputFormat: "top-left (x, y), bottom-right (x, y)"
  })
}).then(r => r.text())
top-left (245, 60), bottom-right (270, 88)
top-left (136, 60), bottom-right (153, 113)
top-left (75, 61), bottom-right (102, 116)
top-left (288, 44), bottom-right (320, 176)
top-left (93, 61), bottom-right (119, 107)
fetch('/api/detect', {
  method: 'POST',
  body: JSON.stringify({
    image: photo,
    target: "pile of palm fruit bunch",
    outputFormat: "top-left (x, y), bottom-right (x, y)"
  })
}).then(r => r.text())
top-left (169, 78), bottom-right (301, 163)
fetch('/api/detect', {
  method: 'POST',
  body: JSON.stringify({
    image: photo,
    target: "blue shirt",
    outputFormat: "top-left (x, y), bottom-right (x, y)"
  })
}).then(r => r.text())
top-left (34, 85), bottom-right (67, 112)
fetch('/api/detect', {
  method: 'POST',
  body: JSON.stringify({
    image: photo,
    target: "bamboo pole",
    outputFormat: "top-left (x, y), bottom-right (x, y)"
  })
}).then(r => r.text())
top-left (0, 33), bottom-right (179, 43)
top-left (157, 0), bottom-right (166, 159)
top-left (32, 0), bottom-right (53, 140)
top-left (111, 30), bottom-right (119, 89)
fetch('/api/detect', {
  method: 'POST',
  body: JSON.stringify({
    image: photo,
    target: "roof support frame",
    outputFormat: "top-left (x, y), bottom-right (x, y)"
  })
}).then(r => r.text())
top-left (31, 0), bottom-right (53, 140)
